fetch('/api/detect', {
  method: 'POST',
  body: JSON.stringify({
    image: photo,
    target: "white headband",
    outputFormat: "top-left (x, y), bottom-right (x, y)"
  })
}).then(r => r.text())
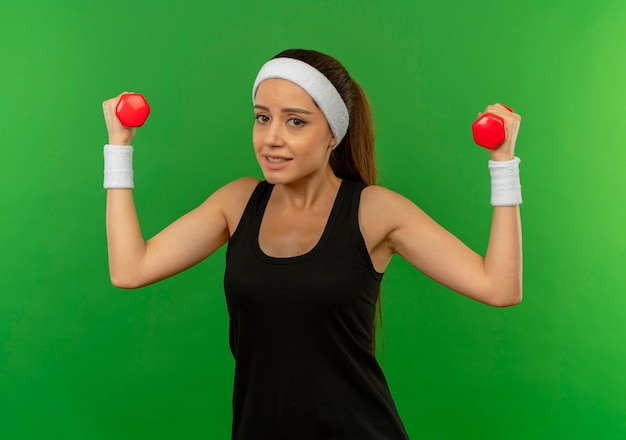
top-left (252, 57), bottom-right (350, 147)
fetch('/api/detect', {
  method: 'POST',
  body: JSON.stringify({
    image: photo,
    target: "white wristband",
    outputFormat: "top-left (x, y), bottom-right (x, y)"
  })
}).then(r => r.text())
top-left (489, 157), bottom-right (522, 206)
top-left (103, 145), bottom-right (134, 189)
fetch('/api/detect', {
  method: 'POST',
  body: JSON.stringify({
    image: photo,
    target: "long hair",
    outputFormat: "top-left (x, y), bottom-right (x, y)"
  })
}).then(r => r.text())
top-left (272, 49), bottom-right (383, 353)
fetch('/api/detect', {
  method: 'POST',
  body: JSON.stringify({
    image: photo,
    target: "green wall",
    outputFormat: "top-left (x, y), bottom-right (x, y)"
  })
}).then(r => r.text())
top-left (2, 1), bottom-right (626, 438)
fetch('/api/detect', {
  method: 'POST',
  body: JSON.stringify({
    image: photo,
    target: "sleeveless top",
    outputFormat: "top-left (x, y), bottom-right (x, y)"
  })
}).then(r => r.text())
top-left (224, 179), bottom-right (409, 440)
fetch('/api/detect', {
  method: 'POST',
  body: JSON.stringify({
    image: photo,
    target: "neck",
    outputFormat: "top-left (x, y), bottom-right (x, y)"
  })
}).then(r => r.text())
top-left (272, 167), bottom-right (341, 210)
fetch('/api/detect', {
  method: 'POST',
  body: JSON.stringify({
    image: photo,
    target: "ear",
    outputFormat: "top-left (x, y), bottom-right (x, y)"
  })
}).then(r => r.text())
top-left (329, 136), bottom-right (336, 149)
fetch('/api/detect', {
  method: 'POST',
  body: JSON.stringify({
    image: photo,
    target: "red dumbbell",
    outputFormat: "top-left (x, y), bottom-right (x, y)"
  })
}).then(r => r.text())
top-left (471, 105), bottom-right (513, 149)
top-left (115, 93), bottom-right (151, 127)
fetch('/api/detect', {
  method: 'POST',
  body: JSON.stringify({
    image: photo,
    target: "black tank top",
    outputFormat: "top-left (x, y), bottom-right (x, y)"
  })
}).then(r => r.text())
top-left (224, 179), bottom-right (409, 440)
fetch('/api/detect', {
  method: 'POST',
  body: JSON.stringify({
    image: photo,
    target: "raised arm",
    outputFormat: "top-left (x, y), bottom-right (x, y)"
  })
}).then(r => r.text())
top-left (362, 104), bottom-right (522, 307)
top-left (102, 93), bottom-right (256, 289)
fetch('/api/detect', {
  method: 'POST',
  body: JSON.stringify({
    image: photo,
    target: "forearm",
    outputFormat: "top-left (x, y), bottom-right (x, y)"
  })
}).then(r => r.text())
top-left (483, 206), bottom-right (523, 306)
top-left (106, 189), bottom-right (148, 288)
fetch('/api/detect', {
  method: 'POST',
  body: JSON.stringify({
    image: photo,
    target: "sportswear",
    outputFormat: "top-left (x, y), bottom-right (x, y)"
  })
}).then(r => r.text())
top-left (224, 179), bottom-right (409, 440)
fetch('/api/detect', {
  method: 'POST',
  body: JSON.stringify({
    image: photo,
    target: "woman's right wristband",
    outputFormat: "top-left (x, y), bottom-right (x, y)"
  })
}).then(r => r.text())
top-left (103, 144), bottom-right (134, 189)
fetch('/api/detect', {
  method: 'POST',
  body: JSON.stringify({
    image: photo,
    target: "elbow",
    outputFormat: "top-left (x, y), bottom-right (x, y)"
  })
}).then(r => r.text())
top-left (109, 269), bottom-right (144, 290)
top-left (489, 289), bottom-right (523, 308)
top-left (492, 296), bottom-right (522, 308)
top-left (110, 277), bottom-right (141, 290)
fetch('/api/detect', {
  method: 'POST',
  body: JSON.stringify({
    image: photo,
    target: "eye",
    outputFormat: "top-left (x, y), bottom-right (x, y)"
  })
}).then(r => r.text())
top-left (288, 118), bottom-right (306, 127)
top-left (255, 114), bottom-right (270, 124)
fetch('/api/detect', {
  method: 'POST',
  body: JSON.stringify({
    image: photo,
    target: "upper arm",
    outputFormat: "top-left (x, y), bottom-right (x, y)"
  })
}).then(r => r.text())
top-left (136, 177), bottom-right (260, 286)
top-left (361, 186), bottom-right (491, 303)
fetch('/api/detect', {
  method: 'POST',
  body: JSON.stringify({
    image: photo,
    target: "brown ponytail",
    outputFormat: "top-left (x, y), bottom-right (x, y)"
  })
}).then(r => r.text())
top-left (329, 80), bottom-right (377, 186)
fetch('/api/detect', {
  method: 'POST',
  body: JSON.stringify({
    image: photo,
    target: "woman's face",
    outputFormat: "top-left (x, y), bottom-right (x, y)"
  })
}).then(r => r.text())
top-left (253, 78), bottom-right (336, 185)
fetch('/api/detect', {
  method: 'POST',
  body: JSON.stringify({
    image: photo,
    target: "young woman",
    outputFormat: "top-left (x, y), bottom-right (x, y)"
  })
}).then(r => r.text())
top-left (102, 49), bottom-right (522, 439)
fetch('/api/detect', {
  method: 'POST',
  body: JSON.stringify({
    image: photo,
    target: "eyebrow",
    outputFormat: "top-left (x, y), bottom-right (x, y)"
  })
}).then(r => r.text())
top-left (254, 104), bottom-right (313, 115)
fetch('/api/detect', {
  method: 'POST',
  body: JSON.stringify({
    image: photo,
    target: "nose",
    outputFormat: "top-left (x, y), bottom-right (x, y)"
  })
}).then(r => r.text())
top-left (263, 120), bottom-right (285, 148)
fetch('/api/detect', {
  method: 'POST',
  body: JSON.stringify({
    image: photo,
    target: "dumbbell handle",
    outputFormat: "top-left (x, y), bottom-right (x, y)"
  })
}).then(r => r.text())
top-left (472, 105), bottom-right (513, 150)
top-left (115, 93), bottom-right (151, 128)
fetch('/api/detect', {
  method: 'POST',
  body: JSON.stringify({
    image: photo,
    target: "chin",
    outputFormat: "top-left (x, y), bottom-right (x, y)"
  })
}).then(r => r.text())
top-left (262, 171), bottom-right (309, 186)
top-left (261, 171), bottom-right (287, 185)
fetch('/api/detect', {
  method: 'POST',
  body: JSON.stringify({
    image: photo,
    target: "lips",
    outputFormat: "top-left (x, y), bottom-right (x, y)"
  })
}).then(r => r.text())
top-left (266, 156), bottom-right (290, 163)
top-left (263, 155), bottom-right (292, 170)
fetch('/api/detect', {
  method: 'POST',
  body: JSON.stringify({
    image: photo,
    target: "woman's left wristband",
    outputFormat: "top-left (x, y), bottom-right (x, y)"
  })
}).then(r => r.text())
top-left (103, 144), bottom-right (134, 189)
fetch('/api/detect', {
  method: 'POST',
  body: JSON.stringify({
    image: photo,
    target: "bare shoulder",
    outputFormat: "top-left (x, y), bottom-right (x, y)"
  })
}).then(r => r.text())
top-left (361, 184), bottom-right (409, 206)
top-left (360, 185), bottom-right (434, 250)
top-left (356, 185), bottom-right (427, 269)
top-left (197, 177), bottom-right (261, 236)
top-left (213, 177), bottom-right (261, 201)
top-left (360, 185), bottom-right (425, 224)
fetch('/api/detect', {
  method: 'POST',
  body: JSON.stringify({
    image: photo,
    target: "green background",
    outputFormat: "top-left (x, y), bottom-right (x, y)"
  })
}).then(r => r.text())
top-left (1, 1), bottom-right (625, 438)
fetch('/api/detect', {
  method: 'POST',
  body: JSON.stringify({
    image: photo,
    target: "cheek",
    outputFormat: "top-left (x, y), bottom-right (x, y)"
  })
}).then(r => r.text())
top-left (251, 127), bottom-right (262, 150)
